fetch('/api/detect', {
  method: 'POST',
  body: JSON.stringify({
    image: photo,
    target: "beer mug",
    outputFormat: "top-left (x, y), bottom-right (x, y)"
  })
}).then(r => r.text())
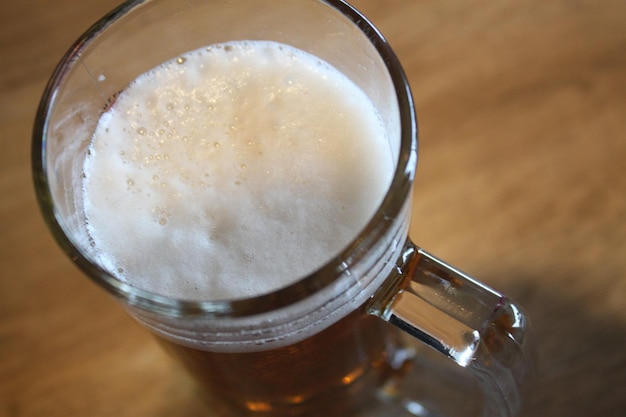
top-left (32, 0), bottom-right (532, 416)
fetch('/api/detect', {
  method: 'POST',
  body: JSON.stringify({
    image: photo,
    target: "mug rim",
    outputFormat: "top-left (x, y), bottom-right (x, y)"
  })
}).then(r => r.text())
top-left (32, 0), bottom-right (418, 318)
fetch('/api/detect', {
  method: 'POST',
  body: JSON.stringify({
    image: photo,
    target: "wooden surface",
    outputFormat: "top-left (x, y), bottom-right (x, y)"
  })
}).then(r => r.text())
top-left (1, 0), bottom-right (625, 416)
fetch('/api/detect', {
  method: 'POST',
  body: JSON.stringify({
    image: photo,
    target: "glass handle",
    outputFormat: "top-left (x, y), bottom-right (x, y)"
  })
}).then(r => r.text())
top-left (370, 240), bottom-right (533, 417)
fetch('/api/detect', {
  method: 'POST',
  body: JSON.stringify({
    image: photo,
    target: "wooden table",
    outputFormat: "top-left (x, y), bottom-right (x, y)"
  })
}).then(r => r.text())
top-left (1, 1), bottom-right (624, 416)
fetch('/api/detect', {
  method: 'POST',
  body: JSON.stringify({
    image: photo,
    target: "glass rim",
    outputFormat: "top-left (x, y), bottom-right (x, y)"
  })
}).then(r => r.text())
top-left (32, 0), bottom-right (418, 319)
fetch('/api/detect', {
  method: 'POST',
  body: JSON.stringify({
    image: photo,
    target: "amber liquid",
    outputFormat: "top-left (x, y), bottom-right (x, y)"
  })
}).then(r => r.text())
top-left (157, 302), bottom-right (406, 416)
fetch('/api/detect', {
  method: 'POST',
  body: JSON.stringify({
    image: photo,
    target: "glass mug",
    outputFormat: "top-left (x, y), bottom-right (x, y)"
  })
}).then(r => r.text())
top-left (32, 0), bottom-right (532, 416)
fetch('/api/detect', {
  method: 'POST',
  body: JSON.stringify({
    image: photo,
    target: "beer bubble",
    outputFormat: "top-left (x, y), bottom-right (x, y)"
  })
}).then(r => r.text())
top-left (286, 396), bottom-right (305, 405)
top-left (245, 401), bottom-right (272, 412)
top-left (153, 206), bottom-right (171, 225)
top-left (341, 368), bottom-right (364, 385)
top-left (176, 56), bottom-right (186, 65)
top-left (240, 164), bottom-right (247, 170)
top-left (137, 127), bottom-right (147, 135)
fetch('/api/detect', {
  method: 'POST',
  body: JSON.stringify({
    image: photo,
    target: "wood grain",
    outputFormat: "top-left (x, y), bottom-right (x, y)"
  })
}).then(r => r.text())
top-left (1, 1), bottom-right (624, 416)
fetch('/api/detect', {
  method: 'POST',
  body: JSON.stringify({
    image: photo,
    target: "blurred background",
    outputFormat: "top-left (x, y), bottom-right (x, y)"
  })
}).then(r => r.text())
top-left (1, 0), bottom-right (624, 416)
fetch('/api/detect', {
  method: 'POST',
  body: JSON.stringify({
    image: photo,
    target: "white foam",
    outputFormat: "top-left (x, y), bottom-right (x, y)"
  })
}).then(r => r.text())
top-left (82, 40), bottom-right (394, 301)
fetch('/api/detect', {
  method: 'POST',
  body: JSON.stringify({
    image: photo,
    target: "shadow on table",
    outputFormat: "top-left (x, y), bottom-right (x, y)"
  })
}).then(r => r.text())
top-left (502, 275), bottom-right (626, 417)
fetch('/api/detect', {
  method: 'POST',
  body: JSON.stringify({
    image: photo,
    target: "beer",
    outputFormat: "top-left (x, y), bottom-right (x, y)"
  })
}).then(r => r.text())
top-left (82, 40), bottom-right (404, 415)
top-left (160, 307), bottom-right (404, 416)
